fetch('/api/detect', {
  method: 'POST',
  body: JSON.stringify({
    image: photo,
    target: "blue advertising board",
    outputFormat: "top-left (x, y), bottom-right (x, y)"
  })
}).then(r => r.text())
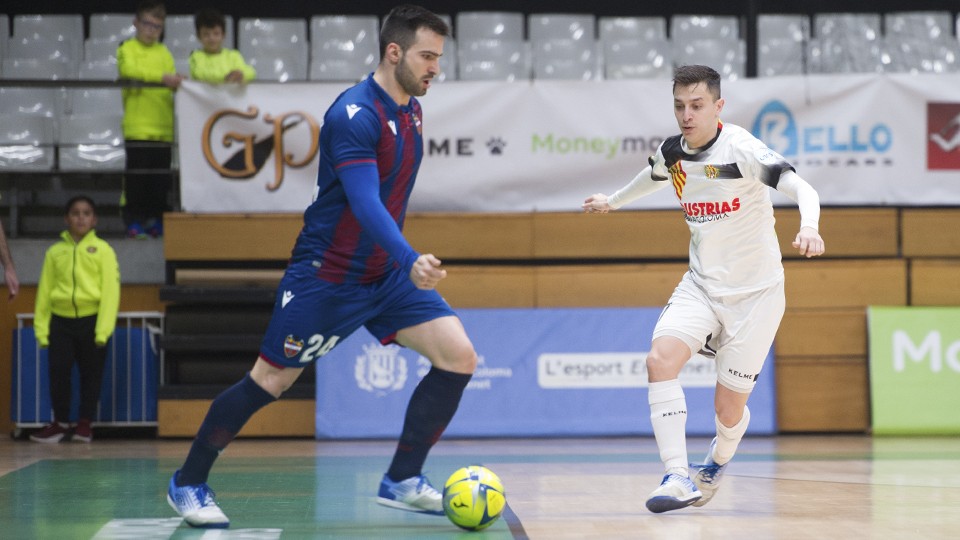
top-left (315, 308), bottom-right (776, 438)
top-left (11, 327), bottom-right (159, 424)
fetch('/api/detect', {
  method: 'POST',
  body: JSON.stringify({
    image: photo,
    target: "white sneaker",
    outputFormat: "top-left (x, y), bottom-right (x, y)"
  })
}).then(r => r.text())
top-left (645, 472), bottom-right (702, 513)
top-left (166, 470), bottom-right (230, 528)
top-left (376, 474), bottom-right (444, 515)
top-left (691, 437), bottom-right (728, 507)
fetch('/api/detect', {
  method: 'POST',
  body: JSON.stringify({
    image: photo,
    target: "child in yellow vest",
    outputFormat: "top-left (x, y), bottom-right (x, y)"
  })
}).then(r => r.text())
top-left (190, 8), bottom-right (256, 83)
top-left (31, 196), bottom-right (121, 443)
top-left (117, 0), bottom-right (183, 239)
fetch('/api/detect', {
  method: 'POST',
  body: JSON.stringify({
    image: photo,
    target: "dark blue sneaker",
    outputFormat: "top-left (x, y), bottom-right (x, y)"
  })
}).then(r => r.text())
top-left (166, 470), bottom-right (230, 528)
top-left (691, 437), bottom-right (728, 507)
top-left (376, 474), bottom-right (444, 515)
top-left (645, 472), bottom-right (702, 513)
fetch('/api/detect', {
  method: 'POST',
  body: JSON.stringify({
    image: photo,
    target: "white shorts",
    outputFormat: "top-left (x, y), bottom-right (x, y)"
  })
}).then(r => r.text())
top-left (652, 272), bottom-right (785, 393)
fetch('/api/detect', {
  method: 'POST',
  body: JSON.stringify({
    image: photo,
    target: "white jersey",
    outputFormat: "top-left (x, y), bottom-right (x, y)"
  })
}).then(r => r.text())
top-left (649, 122), bottom-right (793, 296)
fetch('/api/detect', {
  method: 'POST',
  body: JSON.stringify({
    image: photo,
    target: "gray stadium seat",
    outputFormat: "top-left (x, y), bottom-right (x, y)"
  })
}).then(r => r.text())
top-left (884, 11), bottom-right (953, 41)
top-left (6, 34), bottom-right (77, 63)
top-left (58, 115), bottom-right (126, 171)
top-left (238, 17), bottom-right (307, 54)
top-left (67, 88), bottom-right (122, 115)
top-left (599, 16), bottom-right (667, 42)
top-left (813, 13), bottom-right (880, 41)
top-left (758, 38), bottom-right (807, 77)
top-left (437, 38), bottom-right (457, 82)
top-left (674, 38), bottom-right (745, 80)
top-left (807, 37), bottom-right (883, 74)
top-left (603, 39), bottom-right (672, 79)
top-left (0, 86), bottom-right (62, 117)
top-left (78, 60), bottom-right (117, 80)
top-left (458, 39), bottom-right (530, 81)
top-left (12, 14), bottom-right (83, 60)
top-left (309, 16), bottom-right (379, 82)
top-left (528, 13), bottom-right (596, 44)
top-left (670, 15), bottom-right (739, 40)
top-left (758, 14), bottom-right (810, 43)
top-left (0, 114), bottom-right (55, 171)
top-left (881, 36), bottom-right (959, 74)
top-left (84, 38), bottom-right (120, 62)
top-left (89, 13), bottom-right (136, 42)
top-left (757, 14), bottom-right (811, 77)
top-left (532, 38), bottom-right (599, 80)
top-left (1, 57), bottom-right (78, 79)
top-left (455, 12), bottom-right (524, 42)
top-left (248, 51), bottom-right (307, 82)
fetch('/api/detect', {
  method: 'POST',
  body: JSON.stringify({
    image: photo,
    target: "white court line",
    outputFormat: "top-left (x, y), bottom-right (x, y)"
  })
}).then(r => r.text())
top-left (92, 519), bottom-right (283, 540)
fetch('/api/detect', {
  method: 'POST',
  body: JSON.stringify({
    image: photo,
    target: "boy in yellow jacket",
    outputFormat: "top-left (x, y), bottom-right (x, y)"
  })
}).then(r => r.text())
top-left (118, 0), bottom-right (183, 239)
top-left (190, 8), bottom-right (256, 83)
top-left (31, 196), bottom-right (121, 443)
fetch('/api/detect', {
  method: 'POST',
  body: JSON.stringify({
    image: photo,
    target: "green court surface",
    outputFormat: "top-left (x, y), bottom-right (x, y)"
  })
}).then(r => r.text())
top-left (3, 436), bottom-right (960, 539)
top-left (2, 453), bottom-right (520, 539)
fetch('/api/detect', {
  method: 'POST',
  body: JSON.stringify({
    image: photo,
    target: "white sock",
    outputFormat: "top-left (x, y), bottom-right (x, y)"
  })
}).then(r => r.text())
top-left (714, 405), bottom-right (751, 465)
top-left (649, 379), bottom-right (688, 475)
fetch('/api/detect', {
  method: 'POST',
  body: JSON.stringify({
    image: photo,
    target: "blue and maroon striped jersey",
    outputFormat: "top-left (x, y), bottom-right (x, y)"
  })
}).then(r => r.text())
top-left (291, 76), bottom-right (423, 284)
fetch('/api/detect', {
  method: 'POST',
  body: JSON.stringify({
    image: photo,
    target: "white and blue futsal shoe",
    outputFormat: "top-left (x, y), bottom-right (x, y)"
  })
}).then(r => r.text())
top-left (645, 472), bottom-right (703, 513)
top-left (167, 470), bottom-right (230, 528)
top-left (376, 474), bottom-right (445, 515)
top-left (691, 437), bottom-right (728, 507)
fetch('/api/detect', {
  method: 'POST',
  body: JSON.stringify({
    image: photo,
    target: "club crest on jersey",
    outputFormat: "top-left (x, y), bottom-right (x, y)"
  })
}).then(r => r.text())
top-left (412, 112), bottom-right (422, 135)
top-left (284, 335), bottom-right (304, 358)
top-left (86, 246), bottom-right (97, 254)
top-left (355, 343), bottom-right (408, 395)
top-left (704, 165), bottom-right (720, 179)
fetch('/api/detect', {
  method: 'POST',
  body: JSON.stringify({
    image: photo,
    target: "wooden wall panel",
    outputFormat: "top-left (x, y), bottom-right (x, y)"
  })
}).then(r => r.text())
top-left (775, 208), bottom-right (898, 258)
top-left (777, 308), bottom-right (866, 357)
top-left (405, 213), bottom-right (534, 259)
top-left (911, 259), bottom-right (960, 306)
top-left (159, 399), bottom-right (315, 437)
top-left (532, 210), bottom-right (688, 259)
top-left (903, 209), bottom-right (960, 257)
top-left (776, 357), bottom-right (869, 432)
top-left (535, 263), bottom-right (687, 307)
top-left (783, 259), bottom-right (907, 308)
top-left (436, 266), bottom-right (537, 308)
top-left (164, 213), bottom-right (301, 261)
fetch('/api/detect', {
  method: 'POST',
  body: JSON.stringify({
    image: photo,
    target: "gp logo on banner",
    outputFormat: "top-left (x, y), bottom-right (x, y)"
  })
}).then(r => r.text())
top-left (927, 102), bottom-right (960, 170)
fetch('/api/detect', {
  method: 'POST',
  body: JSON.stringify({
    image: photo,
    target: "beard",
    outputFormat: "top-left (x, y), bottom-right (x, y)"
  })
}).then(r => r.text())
top-left (395, 54), bottom-right (428, 97)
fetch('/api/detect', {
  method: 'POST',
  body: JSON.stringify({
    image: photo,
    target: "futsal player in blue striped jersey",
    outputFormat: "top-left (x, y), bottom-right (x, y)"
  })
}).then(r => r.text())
top-left (166, 5), bottom-right (477, 528)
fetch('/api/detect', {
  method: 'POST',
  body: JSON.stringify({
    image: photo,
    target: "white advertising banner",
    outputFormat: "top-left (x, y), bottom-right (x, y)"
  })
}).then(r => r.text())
top-left (176, 74), bottom-right (960, 213)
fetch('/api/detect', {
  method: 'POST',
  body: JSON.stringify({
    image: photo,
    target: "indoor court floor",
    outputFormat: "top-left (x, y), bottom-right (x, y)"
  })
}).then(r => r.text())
top-left (1, 434), bottom-right (958, 539)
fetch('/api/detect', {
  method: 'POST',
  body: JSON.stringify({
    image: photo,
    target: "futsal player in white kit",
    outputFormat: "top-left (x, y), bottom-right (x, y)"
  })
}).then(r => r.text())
top-left (582, 64), bottom-right (825, 513)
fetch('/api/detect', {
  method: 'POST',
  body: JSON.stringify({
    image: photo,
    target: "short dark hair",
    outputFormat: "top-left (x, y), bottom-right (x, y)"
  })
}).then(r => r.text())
top-left (136, 0), bottom-right (166, 20)
top-left (379, 4), bottom-right (449, 59)
top-left (195, 8), bottom-right (226, 33)
top-left (65, 195), bottom-right (97, 215)
top-left (673, 65), bottom-right (722, 100)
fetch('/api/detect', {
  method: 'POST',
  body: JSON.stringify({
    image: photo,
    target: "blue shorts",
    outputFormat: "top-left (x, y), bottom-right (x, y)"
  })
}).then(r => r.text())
top-left (259, 260), bottom-right (456, 367)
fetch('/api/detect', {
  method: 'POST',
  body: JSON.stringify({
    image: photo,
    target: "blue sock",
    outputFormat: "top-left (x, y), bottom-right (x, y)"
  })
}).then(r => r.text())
top-left (176, 373), bottom-right (276, 486)
top-left (387, 367), bottom-right (471, 481)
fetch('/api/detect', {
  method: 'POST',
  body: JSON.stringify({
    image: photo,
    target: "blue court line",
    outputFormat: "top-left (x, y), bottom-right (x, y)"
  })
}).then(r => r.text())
top-left (501, 502), bottom-right (528, 540)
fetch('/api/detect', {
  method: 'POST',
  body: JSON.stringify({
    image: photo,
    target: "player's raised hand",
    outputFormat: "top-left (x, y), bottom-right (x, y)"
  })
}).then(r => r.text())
top-left (583, 193), bottom-right (612, 214)
top-left (793, 226), bottom-right (825, 258)
top-left (410, 253), bottom-right (447, 290)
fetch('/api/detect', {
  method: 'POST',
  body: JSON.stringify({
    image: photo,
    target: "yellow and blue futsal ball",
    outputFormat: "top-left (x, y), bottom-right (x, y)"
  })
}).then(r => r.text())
top-left (442, 465), bottom-right (506, 531)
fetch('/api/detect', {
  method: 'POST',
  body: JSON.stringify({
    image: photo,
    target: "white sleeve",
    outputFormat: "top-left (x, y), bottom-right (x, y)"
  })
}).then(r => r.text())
top-left (607, 166), bottom-right (668, 209)
top-left (776, 170), bottom-right (821, 231)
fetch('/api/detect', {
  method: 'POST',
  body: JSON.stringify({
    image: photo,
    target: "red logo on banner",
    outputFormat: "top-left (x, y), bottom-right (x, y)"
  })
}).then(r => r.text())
top-left (928, 102), bottom-right (960, 170)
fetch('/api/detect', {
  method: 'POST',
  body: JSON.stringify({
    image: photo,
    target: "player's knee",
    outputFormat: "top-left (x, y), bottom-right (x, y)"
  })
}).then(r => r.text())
top-left (645, 350), bottom-right (679, 381)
